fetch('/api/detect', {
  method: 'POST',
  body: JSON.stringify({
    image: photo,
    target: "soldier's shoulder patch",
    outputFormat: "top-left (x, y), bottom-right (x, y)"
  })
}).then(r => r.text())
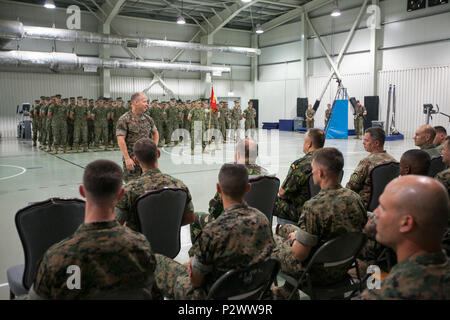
top-left (291, 163), bottom-right (296, 170)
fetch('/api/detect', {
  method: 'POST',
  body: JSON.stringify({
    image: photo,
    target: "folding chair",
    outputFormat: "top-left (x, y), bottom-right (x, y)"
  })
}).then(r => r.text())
top-left (245, 175), bottom-right (280, 224)
top-left (368, 162), bottom-right (400, 212)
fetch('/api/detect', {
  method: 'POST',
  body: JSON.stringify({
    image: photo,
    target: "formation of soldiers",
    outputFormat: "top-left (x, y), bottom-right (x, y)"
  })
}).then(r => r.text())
top-left (30, 96), bottom-right (257, 155)
top-left (30, 95), bottom-right (129, 154)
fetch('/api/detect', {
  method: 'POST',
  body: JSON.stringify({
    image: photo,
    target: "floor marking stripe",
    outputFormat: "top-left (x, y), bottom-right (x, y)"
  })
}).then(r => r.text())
top-left (0, 165), bottom-right (27, 181)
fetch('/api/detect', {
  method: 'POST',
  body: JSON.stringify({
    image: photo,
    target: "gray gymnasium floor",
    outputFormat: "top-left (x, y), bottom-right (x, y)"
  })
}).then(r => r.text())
top-left (0, 129), bottom-right (416, 299)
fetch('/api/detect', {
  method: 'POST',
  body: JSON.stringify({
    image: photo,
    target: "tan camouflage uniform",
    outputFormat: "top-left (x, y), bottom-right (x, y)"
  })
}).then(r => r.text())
top-left (435, 167), bottom-right (450, 198)
top-left (305, 109), bottom-right (315, 130)
top-left (272, 185), bottom-right (367, 287)
top-left (421, 144), bottom-right (441, 159)
top-left (27, 220), bottom-right (159, 299)
top-left (154, 203), bottom-right (275, 300)
top-left (116, 168), bottom-right (194, 232)
top-left (116, 111), bottom-right (157, 182)
top-left (361, 251), bottom-right (450, 300)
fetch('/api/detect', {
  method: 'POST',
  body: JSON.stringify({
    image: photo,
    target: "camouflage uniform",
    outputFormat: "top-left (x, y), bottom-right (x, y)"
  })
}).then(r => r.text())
top-left (217, 105), bottom-right (227, 141)
top-left (188, 106), bottom-right (206, 152)
top-left (183, 106), bottom-right (191, 132)
top-left (354, 104), bottom-right (366, 138)
top-left (361, 251), bottom-right (449, 300)
top-left (421, 144), bottom-right (441, 159)
top-left (244, 107), bottom-right (256, 131)
top-left (40, 102), bottom-right (51, 149)
top-left (272, 185), bottom-right (367, 286)
top-left (71, 104), bottom-right (88, 150)
top-left (190, 163), bottom-right (269, 244)
top-left (154, 203), bottom-right (275, 300)
top-left (435, 167), bottom-right (450, 198)
top-left (90, 105), bottom-right (109, 148)
top-left (345, 151), bottom-right (397, 209)
top-left (87, 102), bottom-right (95, 147)
top-left (67, 101), bottom-right (75, 149)
top-left (165, 104), bottom-right (179, 145)
top-left (27, 220), bottom-right (159, 300)
top-left (115, 168), bottom-right (194, 232)
top-left (305, 109), bottom-right (315, 130)
top-left (49, 102), bottom-right (68, 151)
top-left (273, 152), bottom-right (314, 223)
top-left (231, 106), bottom-right (242, 130)
top-left (116, 111), bottom-right (157, 182)
top-left (38, 100), bottom-right (47, 147)
top-left (325, 108), bottom-right (331, 127)
top-left (30, 101), bottom-right (41, 146)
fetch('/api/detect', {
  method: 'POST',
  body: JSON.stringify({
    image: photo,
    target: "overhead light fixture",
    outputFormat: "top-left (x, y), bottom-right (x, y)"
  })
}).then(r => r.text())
top-left (177, 16), bottom-right (186, 24)
top-left (331, 1), bottom-right (341, 17)
top-left (44, 0), bottom-right (56, 9)
top-left (228, 91), bottom-right (234, 96)
top-left (242, 0), bottom-right (252, 3)
top-left (255, 24), bottom-right (264, 34)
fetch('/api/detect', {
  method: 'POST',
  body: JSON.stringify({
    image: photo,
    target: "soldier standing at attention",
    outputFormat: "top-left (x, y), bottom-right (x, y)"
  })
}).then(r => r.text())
top-left (67, 97), bottom-right (76, 150)
top-left (116, 92), bottom-right (159, 183)
top-left (106, 98), bottom-right (115, 148)
top-left (361, 175), bottom-right (449, 300)
top-left (30, 99), bottom-right (41, 147)
top-left (183, 100), bottom-right (191, 138)
top-left (115, 138), bottom-right (194, 231)
top-left (218, 101), bottom-right (227, 142)
top-left (305, 104), bottom-right (315, 130)
top-left (272, 148), bottom-right (367, 299)
top-left (37, 97), bottom-right (47, 149)
top-left (71, 96), bottom-right (89, 152)
top-left (87, 99), bottom-right (95, 148)
top-left (164, 98), bottom-right (178, 146)
top-left (231, 100), bottom-right (243, 141)
top-left (273, 128), bottom-right (325, 224)
top-left (188, 99), bottom-right (206, 155)
top-left (90, 98), bottom-right (109, 151)
top-left (48, 95), bottom-right (68, 154)
top-left (113, 98), bottom-right (127, 150)
top-left (153, 163), bottom-right (275, 300)
top-left (354, 100), bottom-right (367, 139)
top-left (40, 96), bottom-right (51, 151)
top-left (325, 103), bottom-right (332, 127)
top-left (149, 99), bottom-right (163, 147)
top-left (346, 127), bottom-right (397, 209)
top-left (243, 100), bottom-right (256, 134)
top-left (26, 160), bottom-right (160, 299)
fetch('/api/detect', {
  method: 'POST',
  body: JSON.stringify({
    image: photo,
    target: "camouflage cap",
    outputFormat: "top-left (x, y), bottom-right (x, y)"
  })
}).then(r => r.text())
top-left (186, 100), bottom-right (191, 103)
top-left (40, 96), bottom-right (45, 99)
top-left (170, 98), bottom-right (176, 101)
top-left (152, 99), bottom-right (158, 103)
top-left (63, 98), bottom-right (69, 102)
top-left (70, 97), bottom-right (75, 100)
top-left (117, 97), bottom-right (122, 100)
top-left (234, 99), bottom-right (239, 103)
top-left (89, 99), bottom-right (94, 102)
top-left (55, 94), bottom-right (62, 98)
top-left (98, 97), bottom-right (104, 101)
top-left (35, 99), bottom-right (40, 102)
top-left (45, 96), bottom-right (50, 100)
top-left (77, 96), bottom-right (83, 99)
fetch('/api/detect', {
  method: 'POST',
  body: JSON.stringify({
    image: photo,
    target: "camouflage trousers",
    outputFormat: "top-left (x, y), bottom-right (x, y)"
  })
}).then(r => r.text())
top-left (190, 127), bottom-right (206, 151)
top-left (122, 157), bottom-right (142, 183)
top-left (271, 225), bottom-right (304, 279)
top-left (94, 121), bottom-right (108, 146)
top-left (108, 119), bottom-right (114, 145)
top-left (245, 119), bottom-right (256, 131)
top-left (306, 120), bottom-right (314, 130)
top-left (45, 120), bottom-right (53, 146)
top-left (231, 119), bottom-right (240, 130)
top-left (164, 122), bottom-right (176, 144)
top-left (273, 197), bottom-right (300, 224)
top-left (32, 120), bottom-right (39, 143)
top-left (154, 253), bottom-right (206, 300)
top-left (112, 120), bottom-right (119, 147)
top-left (73, 122), bottom-right (88, 148)
top-left (219, 121), bottom-right (226, 141)
top-left (189, 212), bottom-right (214, 251)
top-left (354, 117), bottom-right (364, 137)
top-left (67, 119), bottom-right (74, 148)
top-left (87, 121), bottom-right (95, 146)
top-left (52, 123), bottom-right (67, 149)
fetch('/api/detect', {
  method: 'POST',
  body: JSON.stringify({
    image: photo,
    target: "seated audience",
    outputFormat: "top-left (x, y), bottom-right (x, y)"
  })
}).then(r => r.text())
top-left (346, 127), bottom-right (397, 209)
top-left (190, 138), bottom-right (268, 244)
top-left (273, 128), bottom-right (325, 224)
top-left (154, 163), bottom-right (275, 299)
top-left (414, 125), bottom-right (440, 159)
top-left (28, 160), bottom-right (159, 299)
top-left (435, 136), bottom-right (450, 197)
top-left (361, 175), bottom-right (449, 300)
top-left (115, 138), bottom-right (195, 231)
top-left (399, 149), bottom-right (431, 176)
top-left (272, 148), bottom-right (367, 299)
top-left (433, 126), bottom-right (447, 153)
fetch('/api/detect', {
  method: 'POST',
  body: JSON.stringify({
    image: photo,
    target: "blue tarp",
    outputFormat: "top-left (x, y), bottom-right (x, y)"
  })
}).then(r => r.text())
top-left (326, 100), bottom-right (348, 139)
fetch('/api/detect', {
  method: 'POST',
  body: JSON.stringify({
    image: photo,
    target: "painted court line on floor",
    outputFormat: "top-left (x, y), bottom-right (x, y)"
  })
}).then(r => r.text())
top-left (0, 165), bottom-right (27, 181)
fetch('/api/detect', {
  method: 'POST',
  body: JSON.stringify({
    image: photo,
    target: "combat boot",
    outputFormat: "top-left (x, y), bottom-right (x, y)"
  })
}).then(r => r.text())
top-left (46, 146), bottom-right (52, 152)
top-left (104, 146), bottom-right (110, 151)
top-left (63, 148), bottom-right (67, 153)
top-left (83, 147), bottom-right (88, 152)
top-left (191, 149), bottom-right (194, 155)
top-left (74, 146), bottom-right (79, 153)
top-left (53, 149), bottom-right (58, 154)
top-left (33, 141), bottom-right (37, 146)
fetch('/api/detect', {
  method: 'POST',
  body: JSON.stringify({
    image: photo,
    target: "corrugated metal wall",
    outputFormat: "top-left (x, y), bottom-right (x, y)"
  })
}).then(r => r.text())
top-left (378, 65), bottom-right (450, 138)
top-left (0, 72), bottom-right (99, 137)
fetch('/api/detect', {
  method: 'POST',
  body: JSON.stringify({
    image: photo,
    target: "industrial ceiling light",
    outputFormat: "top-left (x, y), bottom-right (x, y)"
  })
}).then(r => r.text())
top-left (255, 24), bottom-right (264, 34)
top-left (177, 16), bottom-right (186, 24)
top-left (331, 1), bottom-right (341, 17)
top-left (44, 0), bottom-right (56, 9)
top-left (242, 0), bottom-right (252, 3)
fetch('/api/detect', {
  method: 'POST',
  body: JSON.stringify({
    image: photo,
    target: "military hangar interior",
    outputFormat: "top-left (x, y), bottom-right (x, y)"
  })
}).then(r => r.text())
top-left (0, 0), bottom-right (449, 301)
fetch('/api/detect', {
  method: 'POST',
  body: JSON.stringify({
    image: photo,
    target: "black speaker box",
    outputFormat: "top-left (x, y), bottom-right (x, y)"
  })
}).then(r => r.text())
top-left (363, 96), bottom-right (379, 131)
top-left (297, 98), bottom-right (308, 117)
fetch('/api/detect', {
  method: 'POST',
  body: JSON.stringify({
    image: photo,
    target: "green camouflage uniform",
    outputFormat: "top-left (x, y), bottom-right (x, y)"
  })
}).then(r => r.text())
top-left (27, 220), bottom-right (159, 300)
top-left (30, 102), bottom-right (41, 145)
top-left (67, 103), bottom-right (75, 149)
top-left (183, 107), bottom-right (191, 132)
top-left (305, 109), bottom-right (315, 130)
top-left (90, 105), bottom-right (109, 147)
top-left (354, 104), bottom-right (366, 137)
top-left (231, 106), bottom-right (242, 130)
top-left (38, 102), bottom-right (46, 146)
top-left (87, 103), bottom-right (95, 147)
top-left (273, 185), bottom-right (367, 287)
top-left (361, 251), bottom-right (449, 300)
top-left (165, 104), bottom-right (178, 144)
top-left (49, 103), bottom-right (68, 150)
top-left (345, 151), bottom-right (397, 209)
top-left (112, 105), bottom-right (127, 149)
top-left (188, 107), bottom-right (206, 151)
top-left (190, 163), bottom-right (269, 244)
top-left (325, 108), bottom-right (331, 127)
top-left (154, 203), bottom-right (275, 300)
top-left (115, 168), bottom-right (194, 232)
top-left (116, 111), bottom-right (157, 182)
top-left (435, 167), bottom-right (450, 200)
top-left (40, 103), bottom-right (51, 148)
top-left (244, 107), bottom-right (256, 131)
top-left (71, 105), bottom-right (88, 149)
top-left (217, 106), bottom-right (226, 141)
top-left (224, 107), bottom-right (232, 129)
top-left (273, 152), bottom-right (314, 223)
top-left (435, 143), bottom-right (444, 153)
top-left (421, 144), bottom-right (441, 159)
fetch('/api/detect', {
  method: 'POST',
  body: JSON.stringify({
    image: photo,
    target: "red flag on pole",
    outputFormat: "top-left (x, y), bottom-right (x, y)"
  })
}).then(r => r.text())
top-left (210, 87), bottom-right (217, 113)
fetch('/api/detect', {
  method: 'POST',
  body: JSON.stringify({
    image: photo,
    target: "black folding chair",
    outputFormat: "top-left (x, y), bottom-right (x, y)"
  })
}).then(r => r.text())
top-left (280, 232), bottom-right (367, 300)
top-left (443, 228), bottom-right (450, 257)
top-left (136, 188), bottom-right (187, 259)
top-left (308, 170), bottom-right (344, 198)
top-left (245, 175), bottom-right (280, 224)
top-left (6, 198), bottom-right (85, 299)
top-left (207, 258), bottom-right (280, 300)
top-left (368, 162), bottom-right (400, 212)
top-left (428, 156), bottom-right (446, 177)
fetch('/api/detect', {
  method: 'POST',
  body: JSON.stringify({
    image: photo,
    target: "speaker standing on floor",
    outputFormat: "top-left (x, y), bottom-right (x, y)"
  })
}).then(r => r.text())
top-left (364, 96), bottom-right (379, 131)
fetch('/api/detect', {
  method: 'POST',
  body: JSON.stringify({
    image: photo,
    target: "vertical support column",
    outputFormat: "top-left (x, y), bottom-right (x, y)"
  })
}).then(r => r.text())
top-left (369, 0), bottom-right (382, 96)
top-left (299, 12), bottom-right (308, 98)
top-left (200, 34), bottom-right (213, 97)
top-left (251, 34), bottom-right (258, 97)
top-left (99, 23), bottom-right (111, 98)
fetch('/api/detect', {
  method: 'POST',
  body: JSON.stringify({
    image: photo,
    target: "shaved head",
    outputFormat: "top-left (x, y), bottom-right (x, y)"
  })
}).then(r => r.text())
top-left (236, 138), bottom-right (258, 163)
top-left (414, 125), bottom-right (436, 148)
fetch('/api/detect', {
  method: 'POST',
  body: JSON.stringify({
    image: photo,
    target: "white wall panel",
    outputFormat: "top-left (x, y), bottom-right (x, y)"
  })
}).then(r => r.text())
top-left (260, 42), bottom-right (302, 65)
top-left (378, 66), bottom-right (450, 138)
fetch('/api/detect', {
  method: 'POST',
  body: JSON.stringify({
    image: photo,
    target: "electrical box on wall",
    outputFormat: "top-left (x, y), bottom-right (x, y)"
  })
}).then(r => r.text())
top-left (407, 0), bottom-right (426, 11)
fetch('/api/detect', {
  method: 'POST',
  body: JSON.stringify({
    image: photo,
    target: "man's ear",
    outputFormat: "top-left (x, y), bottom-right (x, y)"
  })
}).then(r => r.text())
top-left (157, 149), bottom-right (161, 159)
top-left (79, 185), bottom-right (86, 199)
top-left (216, 183), bottom-right (222, 195)
top-left (399, 215), bottom-right (414, 233)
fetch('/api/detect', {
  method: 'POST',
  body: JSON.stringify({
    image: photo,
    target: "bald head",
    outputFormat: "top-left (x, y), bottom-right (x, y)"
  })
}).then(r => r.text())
top-left (375, 175), bottom-right (449, 253)
top-left (236, 138), bottom-right (258, 163)
top-left (414, 125), bottom-right (436, 148)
